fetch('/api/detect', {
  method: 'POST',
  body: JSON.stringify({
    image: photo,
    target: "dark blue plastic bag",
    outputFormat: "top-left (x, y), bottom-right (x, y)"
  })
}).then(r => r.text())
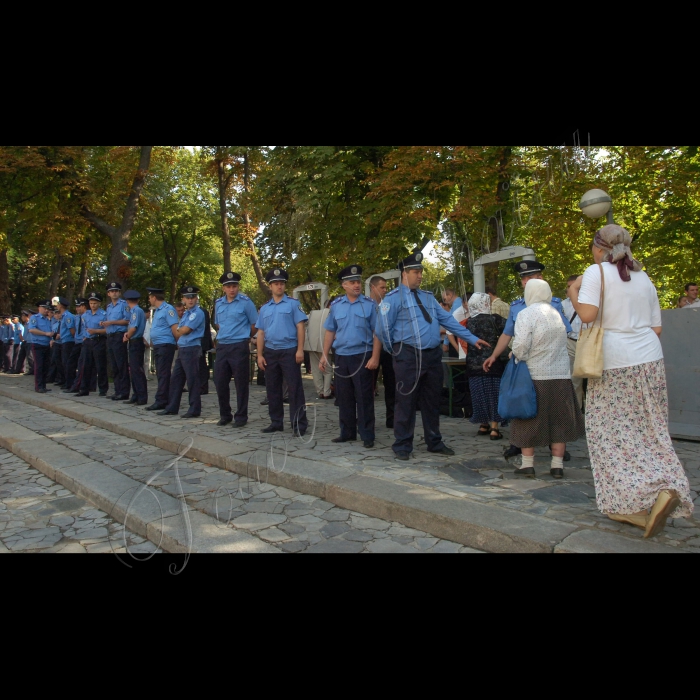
top-left (498, 358), bottom-right (538, 421)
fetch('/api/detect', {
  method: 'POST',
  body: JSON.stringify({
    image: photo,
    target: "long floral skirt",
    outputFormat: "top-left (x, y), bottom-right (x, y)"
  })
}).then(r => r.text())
top-left (586, 359), bottom-right (694, 518)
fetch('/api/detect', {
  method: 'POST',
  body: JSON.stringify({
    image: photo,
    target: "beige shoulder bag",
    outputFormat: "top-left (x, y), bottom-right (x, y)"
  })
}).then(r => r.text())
top-left (573, 263), bottom-right (605, 379)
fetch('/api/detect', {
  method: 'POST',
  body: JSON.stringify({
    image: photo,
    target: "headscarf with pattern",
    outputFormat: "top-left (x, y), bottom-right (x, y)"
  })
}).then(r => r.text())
top-left (468, 293), bottom-right (492, 319)
top-left (594, 224), bottom-right (643, 282)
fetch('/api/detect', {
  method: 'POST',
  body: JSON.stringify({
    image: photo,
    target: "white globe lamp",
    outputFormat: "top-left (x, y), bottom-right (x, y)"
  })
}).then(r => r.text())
top-left (581, 189), bottom-right (614, 223)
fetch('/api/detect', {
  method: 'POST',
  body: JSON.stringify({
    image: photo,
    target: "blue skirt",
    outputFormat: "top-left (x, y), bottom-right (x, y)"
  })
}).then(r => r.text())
top-left (469, 376), bottom-right (503, 425)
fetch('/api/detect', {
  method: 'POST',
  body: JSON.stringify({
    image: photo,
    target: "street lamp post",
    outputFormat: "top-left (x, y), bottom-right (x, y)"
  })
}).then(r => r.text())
top-left (580, 189), bottom-right (615, 225)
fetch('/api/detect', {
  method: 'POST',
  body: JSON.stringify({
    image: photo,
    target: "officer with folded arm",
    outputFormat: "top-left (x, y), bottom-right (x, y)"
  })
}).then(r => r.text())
top-left (320, 265), bottom-right (382, 449)
top-left (77, 293), bottom-right (109, 397)
top-left (27, 300), bottom-right (54, 393)
top-left (213, 272), bottom-right (259, 428)
top-left (159, 286), bottom-right (206, 419)
top-left (375, 253), bottom-right (491, 462)
top-left (123, 291), bottom-right (148, 406)
top-left (145, 288), bottom-right (179, 412)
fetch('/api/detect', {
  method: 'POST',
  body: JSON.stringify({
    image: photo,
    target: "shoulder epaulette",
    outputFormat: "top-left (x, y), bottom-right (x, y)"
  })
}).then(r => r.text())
top-left (511, 298), bottom-right (524, 306)
top-left (552, 296), bottom-right (562, 303)
top-left (386, 289), bottom-right (400, 298)
top-left (239, 294), bottom-right (251, 301)
top-left (332, 297), bottom-right (344, 307)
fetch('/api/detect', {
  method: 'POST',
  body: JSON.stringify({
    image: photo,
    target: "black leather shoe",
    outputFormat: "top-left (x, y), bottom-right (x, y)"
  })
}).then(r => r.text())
top-left (551, 468), bottom-right (564, 480)
top-left (37, 389), bottom-right (48, 394)
top-left (395, 453), bottom-right (410, 462)
top-left (332, 437), bottom-right (356, 444)
top-left (514, 467), bottom-right (536, 478)
top-left (137, 401), bottom-right (148, 406)
top-left (145, 404), bottom-right (165, 412)
top-left (99, 393), bottom-right (108, 398)
top-left (124, 397), bottom-right (138, 404)
top-left (293, 430), bottom-right (306, 438)
top-left (63, 390), bottom-right (78, 394)
top-left (364, 441), bottom-right (375, 449)
top-left (77, 392), bottom-right (89, 397)
top-left (283, 398), bottom-right (290, 405)
top-left (260, 399), bottom-right (269, 406)
top-left (504, 445), bottom-right (522, 460)
top-left (217, 418), bottom-right (233, 427)
top-left (181, 414), bottom-right (201, 419)
top-left (157, 410), bottom-right (179, 416)
top-left (430, 447), bottom-right (456, 456)
top-left (262, 426), bottom-right (283, 434)
top-left (233, 423), bottom-right (248, 429)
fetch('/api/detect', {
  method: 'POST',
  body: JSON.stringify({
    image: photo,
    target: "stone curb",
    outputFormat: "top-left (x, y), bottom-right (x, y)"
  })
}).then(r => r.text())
top-left (0, 383), bottom-right (587, 553)
top-left (0, 414), bottom-right (279, 555)
top-left (555, 529), bottom-right (687, 554)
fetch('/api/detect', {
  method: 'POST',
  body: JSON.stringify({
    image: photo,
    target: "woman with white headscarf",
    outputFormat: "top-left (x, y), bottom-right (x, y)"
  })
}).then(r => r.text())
top-left (570, 225), bottom-right (693, 538)
top-left (510, 279), bottom-right (586, 479)
top-left (465, 293), bottom-right (508, 439)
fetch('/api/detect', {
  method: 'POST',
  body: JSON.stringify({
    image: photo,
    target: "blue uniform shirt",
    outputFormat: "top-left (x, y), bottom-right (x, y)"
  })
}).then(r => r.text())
top-left (28, 314), bottom-right (52, 346)
top-left (83, 308), bottom-right (108, 338)
top-left (105, 299), bottom-right (130, 335)
top-left (51, 317), bottom-right (62, 344)
top-left (13, 323), bottom-right (22, 343)
top-left (0, 325), bottom-right (11, 343)
top-left (177, 305), bottom-right (205, 348)
top-left (23, 323), bottom-right (33, 346)
top-left (151, 302), bottom-right (178, 346)
top-left (59, 311), bottom-right (77, 343)
top-left (451, 297), bottom-right (463, 314)
top-left (215, 294), bottom-right (258, 345)
top-left (128, 305), bottom-right (146, 340)
top-left (376, 285), bottom-right (481, 351)
top-left (74, 314), bottom-right (86, 344)
top-left (256, 295), bottom-right (308, 351)
top-left (504, 297), bottom-right (573, 337)
top-left (324, 295), bottom-right (377, 356)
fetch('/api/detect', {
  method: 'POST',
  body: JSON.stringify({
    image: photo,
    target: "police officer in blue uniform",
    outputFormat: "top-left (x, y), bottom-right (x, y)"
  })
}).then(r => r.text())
top-left (11, 316), bottom-right (23, 373)
top-left (159, 286), bottom-right (206, 419)
top-left (145, 288), bottom-right (179, 411)
top-left (102, 282), bottom-right (131, 401)
top-left (320, 266), bottom-right (381, 449)
top-left (56, 297), bottom-right (79, 390)
top-left (256, 269), bottom-right (309, 437)
top-left (483, 260), bottom-right (574, 460)
top-left (213, 272), bottom-right (259, 428)
top-left (47, 307), bottom-right (65, 387)
top-left (65, 299), bottom-right (91, 393)
top-left (27, 300), bottom-right (54, 393)
top-left (77, 293), bottom-right (109, 397)
top-left (123, 290), bottom-right (148, 406)
top-left (17, 311), bottom-right (34, 375)
top-left (0, 316), bottom-right (12, 373)
top-left (376, 253), bottom-right (492, 461)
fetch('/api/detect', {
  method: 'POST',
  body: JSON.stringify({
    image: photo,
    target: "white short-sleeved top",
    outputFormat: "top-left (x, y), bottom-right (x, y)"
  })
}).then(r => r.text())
top-left (578, 263), bottom-right (663, 371)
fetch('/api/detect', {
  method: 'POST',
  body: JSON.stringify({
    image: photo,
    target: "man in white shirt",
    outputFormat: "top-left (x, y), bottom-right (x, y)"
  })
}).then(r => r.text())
top-left (683, 283), bottom-right (700, 308)
top-left (563, 276), bottom-right (585, 410)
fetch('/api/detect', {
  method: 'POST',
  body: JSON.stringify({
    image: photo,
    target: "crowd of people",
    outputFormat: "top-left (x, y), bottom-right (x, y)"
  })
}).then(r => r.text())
top-left (5, 229), bottom-right (696, 540)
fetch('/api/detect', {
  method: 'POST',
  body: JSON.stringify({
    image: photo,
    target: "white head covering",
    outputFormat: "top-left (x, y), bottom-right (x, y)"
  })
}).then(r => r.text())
top-left (524, 279), bottom-right (552, 307)
top-left (468, 293), bottom-right (492, 319)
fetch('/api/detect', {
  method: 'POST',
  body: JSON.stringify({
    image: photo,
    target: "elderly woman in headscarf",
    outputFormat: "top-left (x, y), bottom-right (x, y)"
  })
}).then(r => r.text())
top-left (569, 225), bottom-right (693, 538)
top-left (465, 293), bottom-right (507, 439)
top-left (510, 279), bottom-right (586, 479)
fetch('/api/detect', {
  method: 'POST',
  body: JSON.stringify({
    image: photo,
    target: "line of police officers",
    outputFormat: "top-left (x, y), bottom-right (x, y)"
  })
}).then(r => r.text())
top-left (21, 254), bottom-right (495, 461)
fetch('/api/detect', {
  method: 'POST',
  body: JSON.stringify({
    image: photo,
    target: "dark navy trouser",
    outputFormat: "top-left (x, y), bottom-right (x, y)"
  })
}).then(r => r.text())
top-left (80, 338), bottom-right (109, 395)
top-left (336, 353), bottom-right (376, 442)
top-left (214, 341), bottom-right (251, 424)
top-left (33, 345), bottom-right (51, 392)
top-left (62, 342), bottom-right (80, 391)
top-left (128, 338), bottom-right (148, 403)
top-left (264, 348), bottom-right (308, 433)
top-left (153, 344), bottom-right (177, 407)
top-left (392, 344), bottom-right (446, 455)
top-left (107, 334), bottom-right (130, 397)
top-left (166, 346), bottom-right (203, 416)
top-left (375, 349), bottom-right (396, 425)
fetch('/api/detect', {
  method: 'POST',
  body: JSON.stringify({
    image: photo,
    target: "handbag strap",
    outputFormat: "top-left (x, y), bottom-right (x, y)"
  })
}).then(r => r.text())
top-left (596, 263), bottom-right (605, 328)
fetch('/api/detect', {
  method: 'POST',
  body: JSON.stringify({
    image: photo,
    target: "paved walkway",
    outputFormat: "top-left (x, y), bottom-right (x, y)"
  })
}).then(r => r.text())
top-left (0, 374), bottom-right (698, 553)
top-left (0, 447), bottom-right (160, 554)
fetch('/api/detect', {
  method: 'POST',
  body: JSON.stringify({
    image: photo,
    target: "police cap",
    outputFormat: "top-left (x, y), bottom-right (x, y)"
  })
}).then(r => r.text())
top-left (514, 260), bottom-right (546, 277)
top-left (37, 299), bottom-right (53, 309)
top-left (88, 293), bottom-right (103, 303)
top-left (146, 288), bottom-right (165, 296)
top-left (106, 282), bottom-right (123, 292)
top-left (58, 297), bottom-right (70, 308)
top-left (124, 290), bottom-right (141, 301)
top-left (75, 299), bottom-right (87, 308)
top-left (220, 272), bottom-right (242, 285)
top-left (266, 269), bottom-right (289, 283)
top-left (180, 286), bottom-right (200, 298)
top-left (338, 265), bottom-right (363, 282)
top-left (398, 253), bottom-right (426, 272)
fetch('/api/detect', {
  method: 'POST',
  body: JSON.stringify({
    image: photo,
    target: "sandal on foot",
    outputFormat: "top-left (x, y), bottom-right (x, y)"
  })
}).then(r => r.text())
top-left (478, 426), bottom-right (490, 437)
top-left (645, 490), bottom-right (681, 539)
top-left (490, 431), bottom-right (504, 441)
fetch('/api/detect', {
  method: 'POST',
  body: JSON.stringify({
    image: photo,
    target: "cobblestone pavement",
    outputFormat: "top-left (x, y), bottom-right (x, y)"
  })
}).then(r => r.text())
top-left (0, 448), bottom-right (161, 554)
top-left (2, 373), bottom-right (699, 551)
top-left (0, 397), bottom-right (482, 554)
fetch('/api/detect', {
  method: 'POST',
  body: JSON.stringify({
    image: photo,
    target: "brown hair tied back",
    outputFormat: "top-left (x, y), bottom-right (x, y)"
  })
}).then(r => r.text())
top-left (593, 225), bottom-right (643, 282)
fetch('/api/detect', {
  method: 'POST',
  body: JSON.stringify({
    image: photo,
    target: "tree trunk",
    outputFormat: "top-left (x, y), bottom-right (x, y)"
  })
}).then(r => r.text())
top-left (65, 257), bottom-right (76, 306)
top-left (0, 249), bottom-right (11, 315)
top-left (242, 151), bottom-right (271, 299)
top-left (218, 157), bottom-right (232, 271)
top-left (77, 237), bottom-right (91, 298)
top-left (48, 249), bottom-right (63, 298)
top-left (485, 147), bottom-right (513, 293)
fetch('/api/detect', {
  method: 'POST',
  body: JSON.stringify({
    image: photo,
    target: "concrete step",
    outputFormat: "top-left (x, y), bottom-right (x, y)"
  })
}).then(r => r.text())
top-left (0, 381), bottom-right (693, 554)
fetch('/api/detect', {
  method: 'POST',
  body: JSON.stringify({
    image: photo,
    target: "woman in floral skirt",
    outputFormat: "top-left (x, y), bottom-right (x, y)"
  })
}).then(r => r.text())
top-left (570, 225), bottom-right (694, 539)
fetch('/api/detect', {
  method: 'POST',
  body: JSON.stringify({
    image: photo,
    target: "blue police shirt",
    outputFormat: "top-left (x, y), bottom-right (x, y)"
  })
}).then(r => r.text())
top-left (74, 314), bottom-right (86, 345)
top-left (59, 311), bottom-right (77, 343)
top-left (0, 325), bottom-right (11, 343)
top-left (256, 295), bottom-right (308, 351)
top-left (214, 294), bottom-right (258, 345)
top-left (13, 323), bottom-right (22, 343)
top-left (177, 305), bottom-right (205, 348)
top-left (150, 302), bottom-right (178, 346)
top-left (105, 299), bottom-right (130, 335)
top-left (324, 295), bottom-right (377, 356)
top-left (83, 308), bottom-right (108, 338)
top-left (451, 297), bottom-right (463, 314)
top-left (27, 314), bottom-right (52, 346)
top-left (23, 323), bottom-right (33, 346)
top-left (51, 317), bottom-right (62, 345)
top-left (376, 285), bottom-right (481, 351)
top-left (504, 297), bottom-right (573, 337)
top-left (128, 305), bottom-right (146, 340)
